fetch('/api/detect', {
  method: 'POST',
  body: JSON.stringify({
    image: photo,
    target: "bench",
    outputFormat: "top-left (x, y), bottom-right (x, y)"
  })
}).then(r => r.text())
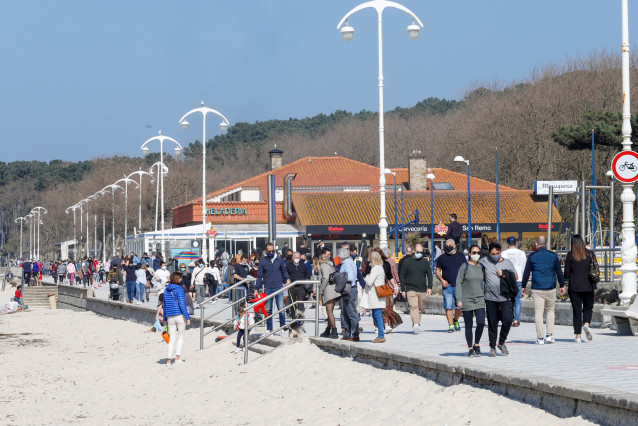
top-left (601, 299), bottom-right (638, 336)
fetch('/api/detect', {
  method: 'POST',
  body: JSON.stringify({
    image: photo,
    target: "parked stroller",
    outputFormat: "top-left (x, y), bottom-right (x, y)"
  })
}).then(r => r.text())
top-left (109, 281), bottom-right (120, 301)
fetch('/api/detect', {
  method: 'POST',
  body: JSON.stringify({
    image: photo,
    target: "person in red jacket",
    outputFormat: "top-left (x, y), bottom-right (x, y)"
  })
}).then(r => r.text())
top-left (14, 286), bottom-right (22, 305)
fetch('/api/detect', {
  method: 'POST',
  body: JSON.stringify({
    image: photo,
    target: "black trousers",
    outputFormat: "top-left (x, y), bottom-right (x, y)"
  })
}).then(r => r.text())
top-left (569, 290), bottom-right (594, 335)
top-left (289, 286), bottom-right (309, 315)
top-left (462, 308), bottom-right (485, 348)
top-left (486, 299), bottom-right (513, 348)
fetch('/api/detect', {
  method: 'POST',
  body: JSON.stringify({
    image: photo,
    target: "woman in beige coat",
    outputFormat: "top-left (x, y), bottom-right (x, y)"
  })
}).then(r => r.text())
top-left (317, 249), bottom-right (340, 339)
top-left (360, 252), bottom-right (387, 343)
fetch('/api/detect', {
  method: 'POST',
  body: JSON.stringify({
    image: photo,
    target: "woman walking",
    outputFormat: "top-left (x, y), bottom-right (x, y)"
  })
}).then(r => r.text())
top-left (163, 272), bottom-right (191, 366)
top-left (564, 234), bottom-right (595, 342)
top-left (317, 248), bottom-right (340, 339)
top-left (360, 251), bottom-right (388, 343)
top-left (456, 245), bottom-right (486, 357)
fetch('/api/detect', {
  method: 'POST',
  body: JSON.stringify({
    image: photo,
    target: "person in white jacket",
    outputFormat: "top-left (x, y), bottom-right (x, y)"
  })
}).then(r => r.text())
top-left (360, 251), bottom-right (388, 343)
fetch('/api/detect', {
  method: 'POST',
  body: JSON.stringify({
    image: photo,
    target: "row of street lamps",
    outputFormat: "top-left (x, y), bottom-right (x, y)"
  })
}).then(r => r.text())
top-left (14, 207), bottom-right (46, 261)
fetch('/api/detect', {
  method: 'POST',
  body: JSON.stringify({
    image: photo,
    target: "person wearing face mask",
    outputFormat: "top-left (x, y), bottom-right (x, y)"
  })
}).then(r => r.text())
top-left (500, 236), bottom-right (528, 327)
top-left (254, 243), bottom-right (291, 334)
top-left (456, 245), bottom-right (486, 357)
top-left (192, 259), bottom-right (212, 306)
top-left (399, 243), bottom-right (433, 335)
top-left (479, 242), bottom-right (518, 357)
top-left (435, 239), bottom-right (467, 333)
top-left (233, 254), bottom-right (252, 294)
top-left (154, 261), bottom-right (171, 293)
top-left (286, 251), bottom-right (311, 314)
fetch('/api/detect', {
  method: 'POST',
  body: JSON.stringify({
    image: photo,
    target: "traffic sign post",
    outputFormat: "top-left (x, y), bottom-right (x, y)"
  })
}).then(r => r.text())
top-left (612, 151), bottom-right (638, 183)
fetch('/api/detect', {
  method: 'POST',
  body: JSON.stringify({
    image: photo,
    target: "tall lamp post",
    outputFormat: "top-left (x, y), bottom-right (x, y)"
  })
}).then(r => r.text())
top-left (618, 0), bottom-right (637, 302)
top-left (149, 162), bottom-right (169, 250)
top-left (384, 169), bottom-right (398, 254)
top-left (25, 213), bottom-right (33, 259)
top-left (454, 156), bottom-right (472, 247)
top-left (65, 204), bottom-right (80, 258)
top-left (102, 184), bottom-right (123, 257)
top-left (115, 177), bottom-right (141, 248)
top-left (126, 169), bottom-right (154, 233)
top-left (30, 207), bottom-right (47, 260)
top-left (179, 102), bottom-right (230, 262)
top-left (141, 131), bottom-right (182, 257)
top-left (15, 217), bottom-right (27, 260)
top-left (427, 171), bottom-right (436, 268)
top-left (337, 0), bottom-right (423, 248)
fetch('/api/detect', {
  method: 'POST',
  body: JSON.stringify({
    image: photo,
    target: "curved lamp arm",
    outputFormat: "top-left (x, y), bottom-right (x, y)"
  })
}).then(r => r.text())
top-left (337, 0), bottom-right (423, 29)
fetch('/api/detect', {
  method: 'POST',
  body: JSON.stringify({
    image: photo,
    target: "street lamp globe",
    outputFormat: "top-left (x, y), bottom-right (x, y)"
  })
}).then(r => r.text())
top-left (407, 22), bottom-right (420, 40)
top-left (426, 173), bottom-right (435, 180)
top-left (174, 146), bottom-right (182, 157)
top-left (220, 122), bottom-right (228, 132)
top-left (180, 120), bottom-right (189, 130)
top-left (453, 155), bottom-right (466, 163)
top-left (142, 146), bottom-right (150, 156)
top-left (605, 170), bottom-right (614, 177)
top-left (341, 20), bottom-right (354, 41)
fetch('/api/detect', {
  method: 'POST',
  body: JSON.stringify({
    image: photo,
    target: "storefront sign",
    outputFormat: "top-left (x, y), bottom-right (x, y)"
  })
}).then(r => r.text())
top-left (306, 225), bottom-right (379, 235)
top-left (533, 180), bottom-right (578, 195)
top-left (434, 222), bottom-right (448, 236)
top-left (206, 207), bottom-right (247, 215)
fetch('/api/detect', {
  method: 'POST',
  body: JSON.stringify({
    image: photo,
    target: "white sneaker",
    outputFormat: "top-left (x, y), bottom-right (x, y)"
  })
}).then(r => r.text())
top-left (413, 324), bottom-right (421, 335)
top-left (233, 348), bottom-right (241, 353)
top-left (536, 337), bottom-right (545, 345)
top-left (545, 334), bottom-right (555, 344)
top-left (174, 359), bottom-right (185, 364)
top-left (582, 325), bottom-right (592, 341)
top-left (384, 325), bottom-right (393, 334)
top-left (574, 337), bottom-right (582, 343)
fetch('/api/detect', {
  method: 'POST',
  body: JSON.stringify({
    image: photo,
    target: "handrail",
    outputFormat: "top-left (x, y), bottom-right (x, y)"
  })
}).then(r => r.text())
top-left (198, 277), bottom-right (255, 350)
top-left (243, 280), bottom-right (320, 364)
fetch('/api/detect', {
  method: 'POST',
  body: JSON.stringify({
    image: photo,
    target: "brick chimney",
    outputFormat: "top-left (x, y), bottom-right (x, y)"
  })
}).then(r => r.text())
top-left (408, 150), bottom-right (427, 191)
top-left (268, 146), bottom-right (284, 171)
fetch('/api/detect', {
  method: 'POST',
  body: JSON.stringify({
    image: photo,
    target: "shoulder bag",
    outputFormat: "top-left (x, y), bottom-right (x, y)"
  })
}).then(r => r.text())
top-left (588, 253), bottom-right (600, 288)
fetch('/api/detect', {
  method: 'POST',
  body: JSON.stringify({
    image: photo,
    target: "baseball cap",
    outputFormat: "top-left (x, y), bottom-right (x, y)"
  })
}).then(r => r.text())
top-left (506, 236), bottom-right (517, 245)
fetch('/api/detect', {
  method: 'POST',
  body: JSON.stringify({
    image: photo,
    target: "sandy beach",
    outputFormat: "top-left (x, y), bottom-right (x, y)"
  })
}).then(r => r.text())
top-left (0, 304), bottom-right (595, 426)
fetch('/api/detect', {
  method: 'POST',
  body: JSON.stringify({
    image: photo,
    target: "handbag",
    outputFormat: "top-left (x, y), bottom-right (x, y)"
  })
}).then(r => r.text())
top-left (374, 280), bottom-right (394, 298)
top-left (161, 324), bottom-right (170, 344)
top-left (589, 254), bottom-right (600, 288)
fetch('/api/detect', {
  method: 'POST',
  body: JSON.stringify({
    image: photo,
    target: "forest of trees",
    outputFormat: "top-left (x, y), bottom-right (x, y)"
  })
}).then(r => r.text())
top-left (1, 51), bottom-right (637, 258)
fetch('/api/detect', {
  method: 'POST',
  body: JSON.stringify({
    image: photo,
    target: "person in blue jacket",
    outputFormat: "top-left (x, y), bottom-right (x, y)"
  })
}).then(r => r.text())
top-left (254, 242), bottom-right (291, 333)
top-left (163, 272), bottom-right (191, 366)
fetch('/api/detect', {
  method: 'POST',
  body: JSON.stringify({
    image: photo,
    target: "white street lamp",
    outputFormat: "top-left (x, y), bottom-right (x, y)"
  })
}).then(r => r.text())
top-left (101, 184), bottom-right (123, 257)
top-left (65, 204), bottom-right (80, 258)
top-left (141, 131), bottom-right (181, 257)
top-left (337, 0), bottom-right (423, 248)
top-left (179, 101), bottom-right (230, 262)
top-left (15, 216), bottom-right (27, 260)
top-left (127, 169), bottom-right (154, 234)
top-left (115, 177), bottom-right (141, 248)
top-left (148, 162), bottom-right (168, 252)
top-left (619, 0), bottom-right (637, 302)
top-left (26, 213), bottom-right (34, 259)
top-left (30, 206), bottom-right (47, 260)
top-left (454, 156), bottom-right (472, 247)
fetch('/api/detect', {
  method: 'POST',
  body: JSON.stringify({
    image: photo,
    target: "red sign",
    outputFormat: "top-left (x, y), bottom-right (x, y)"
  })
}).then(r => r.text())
top-left (434, 222), bottom-right (448, 236)
top-left (612, 151), bottom-right (638, 183)
top-left (206, 228), bottom-right (218, 236)
top-left (328, 226), bottom-right (344, 234)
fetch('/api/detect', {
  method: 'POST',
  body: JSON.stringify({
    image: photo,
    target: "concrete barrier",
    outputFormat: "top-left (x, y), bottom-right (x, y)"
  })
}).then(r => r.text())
top-left (396, 295), bottom-right (607, 327)
top-left (310, 337), bottom-right (638, 426)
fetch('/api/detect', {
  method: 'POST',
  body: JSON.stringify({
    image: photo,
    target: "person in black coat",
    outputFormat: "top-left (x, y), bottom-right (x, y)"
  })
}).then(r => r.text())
top-left (286, 251), bottom-right (311, 314)
top-left (564, 234), bottom-right (596, 342)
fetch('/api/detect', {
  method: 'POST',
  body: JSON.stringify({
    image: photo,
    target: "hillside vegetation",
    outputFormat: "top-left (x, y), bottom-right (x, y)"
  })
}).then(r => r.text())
top-left (1, 52), bottom-right (636, 258)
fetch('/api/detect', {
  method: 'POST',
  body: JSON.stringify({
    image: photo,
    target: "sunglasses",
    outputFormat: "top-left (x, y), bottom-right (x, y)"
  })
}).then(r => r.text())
top-left (470, 251), bottom-right (480, 254)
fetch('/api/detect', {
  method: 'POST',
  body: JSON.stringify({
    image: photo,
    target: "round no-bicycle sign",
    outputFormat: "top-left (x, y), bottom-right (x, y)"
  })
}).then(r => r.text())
top-left (612, 151), bottom-right (638, 183)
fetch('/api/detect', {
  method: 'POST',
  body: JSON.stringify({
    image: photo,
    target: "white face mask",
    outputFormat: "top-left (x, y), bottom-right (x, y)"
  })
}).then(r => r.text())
top-left (293, 259), bottom-right (300, 264)
top-left (470, 254), bottom-right (480, 262)
top-left (162, 266), bottom-right (167, 270)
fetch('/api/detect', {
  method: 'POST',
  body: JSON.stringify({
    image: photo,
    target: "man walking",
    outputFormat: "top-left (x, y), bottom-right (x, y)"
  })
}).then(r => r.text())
top-left (436, 239), bottom-right (466, 332)
top-left (337, 247), bottom-right (360, 341)
top-left (480, 242), bottom-right (518, 357)
top-left (254, 243), bottom-right (291, 334)
top-left (445, 213), bottom-right (464, 250)
top-left (286, 251), bottom-right (311, 314)
top-left (192, 259), bottom-right (211, 306)
top-left (501, 236), bottom-right (528, 327)
top-left (399, 244), bottom-right (433, 334)
top-left (522, 236), bottom-right (565, 344)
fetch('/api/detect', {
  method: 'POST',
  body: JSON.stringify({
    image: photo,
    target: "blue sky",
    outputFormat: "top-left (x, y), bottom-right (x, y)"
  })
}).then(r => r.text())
top-left (0, 1), bottom-right (631, 162)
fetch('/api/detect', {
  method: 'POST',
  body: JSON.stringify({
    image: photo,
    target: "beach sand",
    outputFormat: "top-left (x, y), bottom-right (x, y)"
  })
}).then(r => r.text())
top-left (0, 308), bottom-right (593, 425)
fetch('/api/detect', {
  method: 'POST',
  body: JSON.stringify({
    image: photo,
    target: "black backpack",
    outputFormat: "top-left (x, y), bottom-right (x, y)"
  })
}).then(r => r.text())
top-left (329, 265), bottom-right (350, 302)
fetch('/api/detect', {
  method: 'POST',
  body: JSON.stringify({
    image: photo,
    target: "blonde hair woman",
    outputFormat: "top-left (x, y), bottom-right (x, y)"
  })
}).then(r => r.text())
top-left (360, 251), bottom-right (387, 343)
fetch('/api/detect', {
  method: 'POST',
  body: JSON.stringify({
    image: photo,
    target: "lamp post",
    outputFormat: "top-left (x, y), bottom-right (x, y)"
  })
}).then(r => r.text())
top-left (65, 204), bottom-right (79, 258)
top-left (30, 207), bottom-right (47, 260)
top-left (102, 184), bottom-right (123, 257)
top-left (148, 161), bottom-right (168, 253)
top-left (115, 177), bottom-right (141, 249)
top-left (179, 102), bottom-right (230, 262)
top-left (15, 216), bottom-right (27, 260)
top-left (126, 169), bottom-right (154, 234)
top-left (454, 156), bottom-right (472, 247)
top-left (384, 169), bottom-right (398, 254)
top-left (25, 213), bottom-right (33, 259)
top-left (141, 132), bottom-right (182, 256)
top-left (427, 171), bottom-right (436, 268)
top-left (337, 0), bottom-right (423, 249)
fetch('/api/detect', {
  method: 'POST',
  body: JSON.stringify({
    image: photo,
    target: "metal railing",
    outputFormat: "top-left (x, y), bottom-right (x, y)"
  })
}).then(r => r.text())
top-left (242, 280), bottom-right (320, 364)
top-left (523, 248), bottom-right (623, 284)
top-left (198, 277), bottom-right (255, 350)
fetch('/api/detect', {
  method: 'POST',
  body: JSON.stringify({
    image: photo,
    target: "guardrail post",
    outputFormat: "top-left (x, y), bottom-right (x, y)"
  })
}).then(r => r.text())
top-left (243, 309), bottom-right (249, 365)
top-left (314, 281), bottom-right (319, 337)
top-left (199, 305), bottom-right (204, 350)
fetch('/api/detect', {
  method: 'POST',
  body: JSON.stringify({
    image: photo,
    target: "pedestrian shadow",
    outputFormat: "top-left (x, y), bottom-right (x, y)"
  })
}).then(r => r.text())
top-left (438, 352), bottom-right (471, 358)
top-left (156, 359), bottom-right (170, 365)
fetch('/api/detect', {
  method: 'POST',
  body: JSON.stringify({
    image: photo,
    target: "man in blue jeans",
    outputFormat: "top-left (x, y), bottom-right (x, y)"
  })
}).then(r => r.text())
top-left (337, 247), bottom-right (360, 341)
top-left (436, 239), bottom-right (467, 333)
top-left (122, 259), bottom-right (138, 304)
top-left (254, 243), bottom-right (291, 334)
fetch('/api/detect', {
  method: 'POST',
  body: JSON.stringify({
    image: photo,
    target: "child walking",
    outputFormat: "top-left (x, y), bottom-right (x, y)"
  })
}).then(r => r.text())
top-left (233, 301), bottom-right (254, 353)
